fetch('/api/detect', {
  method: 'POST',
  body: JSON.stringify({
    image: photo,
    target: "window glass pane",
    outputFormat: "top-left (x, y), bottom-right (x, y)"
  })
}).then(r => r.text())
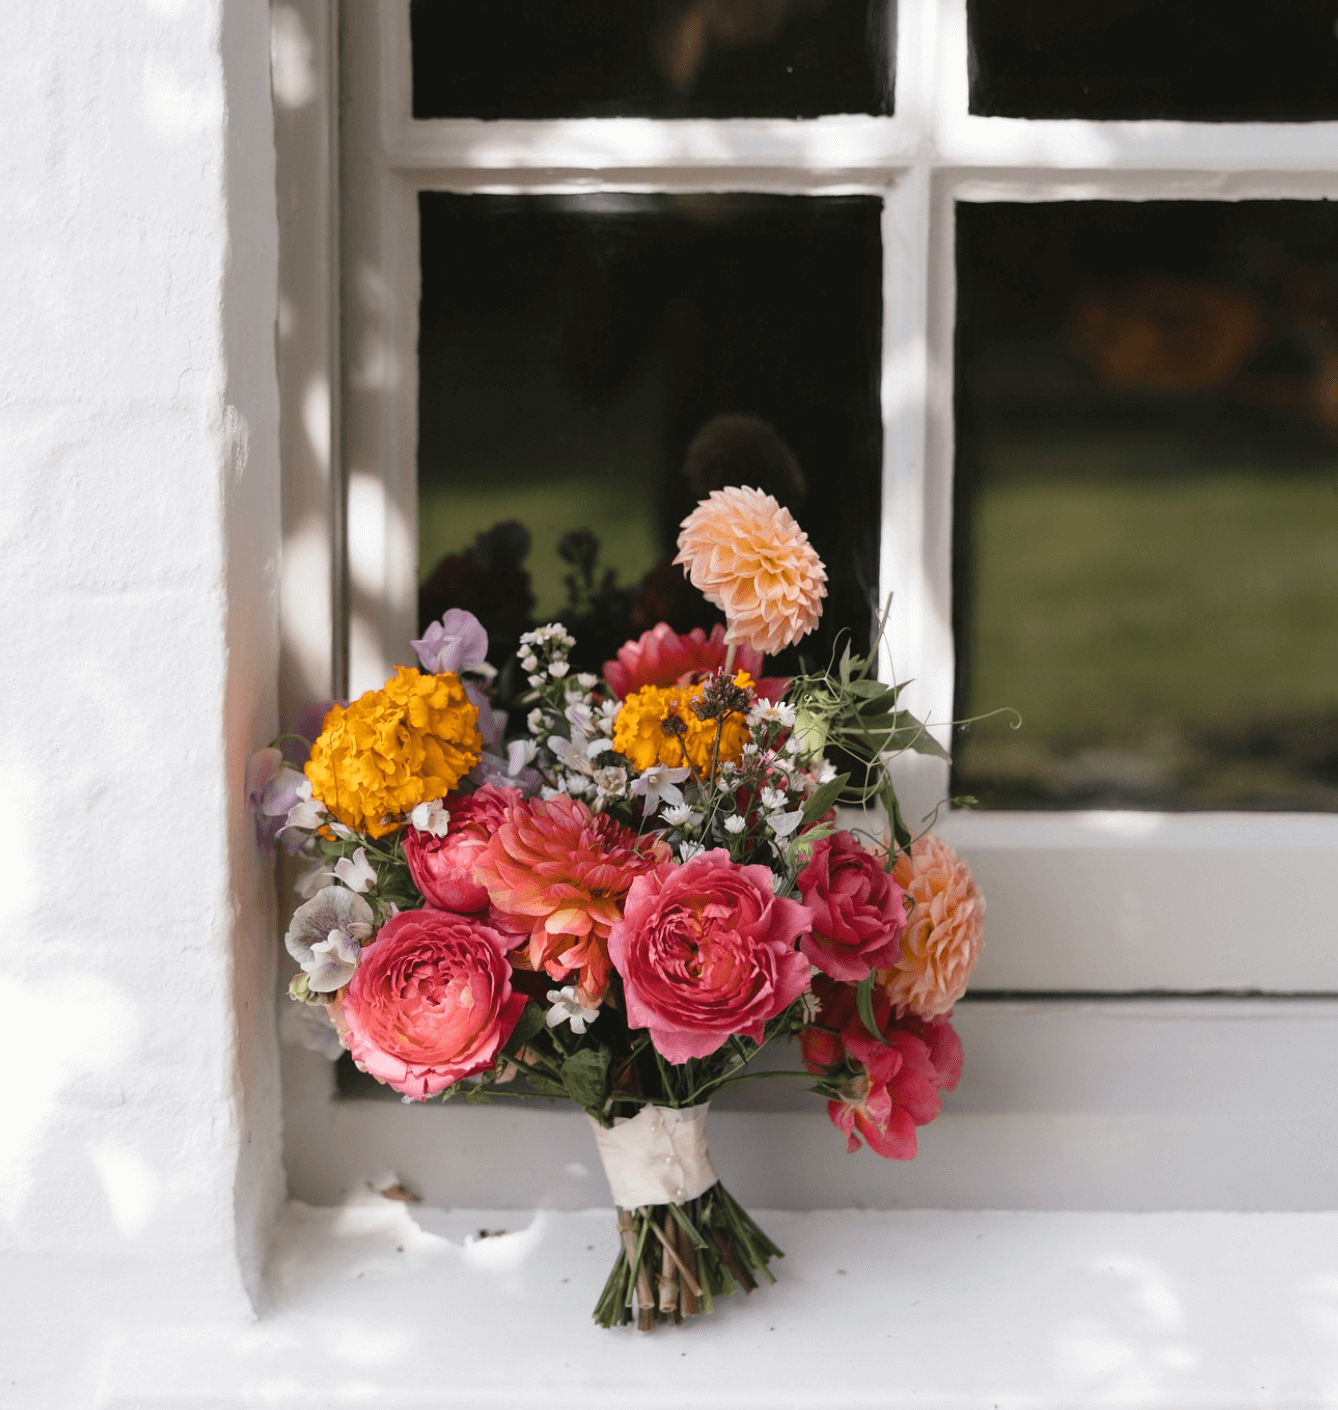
top-left (968, 0), bottom-right (1338, 122)
top-left (418, 193), bottom-right (883, 677)
top-left (410, 0), bottom-right (893, 119)
top-left (953, 201), bottom-right (1338, 811)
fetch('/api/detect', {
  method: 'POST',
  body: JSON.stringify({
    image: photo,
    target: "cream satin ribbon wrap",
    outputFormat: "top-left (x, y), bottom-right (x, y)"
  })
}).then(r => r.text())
top-left (588, 1102), bottom-right (718, 1208)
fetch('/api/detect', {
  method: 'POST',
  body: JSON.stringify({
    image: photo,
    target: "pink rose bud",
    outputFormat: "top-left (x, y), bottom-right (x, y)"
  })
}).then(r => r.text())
top-left (402, 783), bottom-right (520, 913)
top-left (796, 831), bottom-right (908, 982)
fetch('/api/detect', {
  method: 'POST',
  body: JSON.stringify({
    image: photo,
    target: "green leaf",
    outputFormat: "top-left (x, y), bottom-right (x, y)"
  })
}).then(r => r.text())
top-left (855, 973), bottom-right (891, 1046)
top-left (463, 1084), bottom-right (494, 1105)
top-left (560, 1047), bottom-right (611, 1112)
top-left (800, 772), bottom-right (850, 825)
top-left (505, 1001), bottom-right (547, 1053)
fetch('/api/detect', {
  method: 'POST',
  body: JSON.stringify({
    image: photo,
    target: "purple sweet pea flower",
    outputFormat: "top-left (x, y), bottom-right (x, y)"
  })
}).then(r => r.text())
top-left (246, 746), bottom-right (311, 857)
top-left (463, 680), bottom-right (506, 749)
top-left (412, 609), bottom-right (489, 677)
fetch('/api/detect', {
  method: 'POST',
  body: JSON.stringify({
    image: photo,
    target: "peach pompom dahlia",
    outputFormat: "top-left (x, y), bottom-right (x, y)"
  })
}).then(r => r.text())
top-left (473, 794), bottom-right (670, 1006)
top-left (674, 486), bottom-right (827, 656)
top-left (879, 834), bottom-right (985, 1019)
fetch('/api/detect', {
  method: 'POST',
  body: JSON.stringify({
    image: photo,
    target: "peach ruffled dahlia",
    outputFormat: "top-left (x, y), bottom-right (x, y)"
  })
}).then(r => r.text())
top-left (674, 486), bottom-right (827, 656)
top-left (473, 794), bottom-right (670, 1006)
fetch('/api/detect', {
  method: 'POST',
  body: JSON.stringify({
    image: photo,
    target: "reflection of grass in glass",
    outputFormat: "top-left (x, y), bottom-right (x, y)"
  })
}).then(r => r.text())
top-left (956, 462), bottom-right (1338, 805)
top-left (418, 474), bottom-right (661, 620)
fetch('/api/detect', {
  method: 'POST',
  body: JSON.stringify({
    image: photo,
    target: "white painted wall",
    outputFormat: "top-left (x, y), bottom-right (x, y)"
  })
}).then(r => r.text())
top-left (0, 3), bottom-right (283, 1406)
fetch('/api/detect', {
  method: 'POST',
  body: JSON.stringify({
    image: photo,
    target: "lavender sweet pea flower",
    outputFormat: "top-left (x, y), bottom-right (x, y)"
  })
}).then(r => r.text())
top-left (285, 886), bottom-right (375, 993)
top-left (412, 609), bottom-right (489, 677)
top-left (246, 747), bottom-right (310, 856)
top-left (463, 679), bottom-right (506, 749)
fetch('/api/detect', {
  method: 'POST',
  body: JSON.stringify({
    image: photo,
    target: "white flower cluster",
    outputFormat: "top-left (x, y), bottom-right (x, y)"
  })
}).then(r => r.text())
top-left (518, 623), bottom-right (577, 689)
top-left (530, 682), bottom-right (628, 812)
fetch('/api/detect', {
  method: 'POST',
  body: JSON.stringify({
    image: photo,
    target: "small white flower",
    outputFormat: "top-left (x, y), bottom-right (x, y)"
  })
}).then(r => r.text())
top-left (784, 735), bottom-right (803, 755)
top-left (527, 674), bottom-right (545, 689)
top-left (576, 672), bottom-right (598, 689)
top-left (410, 798), bottom-right (451, 837)
top-left (509, 737), bottom-right (538, 770)
top-left (281, 777), bottom-right (327, 835)
top-left (527, 707), bottom-right (546, 734)
top-left (747, 699), bottom-right (797, 730)
top-left (593, 765), bottom-right (629, 796)
top-left (817, 760), bottom-right (838, 786)
top-left (662, 803), bottom-right (702, 828)
top-left (334, 846), bottom-right (378, 894)
top-left (743, 743), bottom-right (760, 757)
top-left (766, 809), bottom-right (805, 839)
top-left (629, 763), bottom-right (690, 817)
top-left (329, 822), bottom-right (357, 841)
top-left (293, 860), bottom-right (335, 900)
top-left (678, 840), bottom-right (705, 863)
top-left (760, 786), bottom-right (789, 813)
top-left (548, 660), bottom-right (570, 679)
top-left (520, 653), bottom-right (539, 673)
top-left (799, 989), bottom-right (823, 1023)
top-left (724, 814), bottom-right (747, 835)
top-left (545, 985), bottom-right (601, 1034)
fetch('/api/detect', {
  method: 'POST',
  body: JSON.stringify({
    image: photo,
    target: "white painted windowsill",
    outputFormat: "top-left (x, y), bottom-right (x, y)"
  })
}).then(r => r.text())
top-left (103, 1200), bottom-right (1338, 1408)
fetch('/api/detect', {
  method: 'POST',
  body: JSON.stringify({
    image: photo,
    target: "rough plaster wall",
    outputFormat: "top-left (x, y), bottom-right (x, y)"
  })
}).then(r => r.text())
top-left (0, 2), bottom-right (282, 1406)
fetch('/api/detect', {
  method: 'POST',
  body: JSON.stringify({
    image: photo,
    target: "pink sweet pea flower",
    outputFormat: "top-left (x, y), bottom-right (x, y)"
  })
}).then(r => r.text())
top-left (801, 973), bottom-right (961, 1160)
top-left (341, 908), bottom-right (527, 1101)
top-left (609, 848), bottom-right (813, 1063)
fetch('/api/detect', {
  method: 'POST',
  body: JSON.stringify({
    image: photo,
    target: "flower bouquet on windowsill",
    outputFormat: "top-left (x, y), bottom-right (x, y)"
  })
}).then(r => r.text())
top-left (250, 485), bottom-right (985, 1331)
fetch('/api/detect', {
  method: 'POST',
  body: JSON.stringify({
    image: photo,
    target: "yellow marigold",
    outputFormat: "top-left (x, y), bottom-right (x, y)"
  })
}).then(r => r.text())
top-left (674, 485), bottom-right (827, 656)
top-left (305, 667), bottom-right (482, 838)
top-left (611, 673), bottom-right (751, 776)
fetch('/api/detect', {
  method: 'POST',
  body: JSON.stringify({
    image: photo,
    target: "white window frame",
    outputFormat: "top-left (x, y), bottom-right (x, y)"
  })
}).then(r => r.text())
top-left (302, 0), bottom-right (1338, 1007)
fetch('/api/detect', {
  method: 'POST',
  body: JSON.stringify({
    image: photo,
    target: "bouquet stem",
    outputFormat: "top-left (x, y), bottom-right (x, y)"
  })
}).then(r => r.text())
top-left (592, 1181), bottom-right (781, 1330)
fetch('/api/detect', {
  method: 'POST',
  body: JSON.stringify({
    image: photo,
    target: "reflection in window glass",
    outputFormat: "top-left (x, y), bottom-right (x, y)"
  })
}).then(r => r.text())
top-left (967, 0), bottom-right (1338, 122)
top-left (417, 193), bottom-right (882, 678)
top-left (410, 0), bottom-right (893, 119)
top-left (953, 201), bottom-right (1338, 811)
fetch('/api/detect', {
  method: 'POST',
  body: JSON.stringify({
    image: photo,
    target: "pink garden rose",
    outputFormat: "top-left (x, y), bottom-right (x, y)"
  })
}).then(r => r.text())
top-left (608, 848), bottom-right (812, 1063)
top-left (796, 831), bottom-right (908, 981)
top-left (402, 784), bottom-right (520, 913)
top-left (801, 974), bottom-right (960, 1160)
top-left (341, 908), bottom-right (527, 1101)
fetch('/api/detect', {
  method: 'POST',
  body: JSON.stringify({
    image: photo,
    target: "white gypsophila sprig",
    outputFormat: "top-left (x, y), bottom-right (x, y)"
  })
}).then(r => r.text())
top-left (545, 985), bottom-right (601, 1035)
top-left (285, 885), bottom-right (374, 993)
top-left (724, 814), bottom-right (747, 835)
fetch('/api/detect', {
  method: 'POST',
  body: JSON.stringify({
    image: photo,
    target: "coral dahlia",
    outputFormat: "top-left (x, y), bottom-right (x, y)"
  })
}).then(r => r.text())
top-left (880, 835), bottom-right (985, 1019)
top-left (473, 794), bottom-right (670, 1006)
top-left (604, 622), bottom-right (786, 702)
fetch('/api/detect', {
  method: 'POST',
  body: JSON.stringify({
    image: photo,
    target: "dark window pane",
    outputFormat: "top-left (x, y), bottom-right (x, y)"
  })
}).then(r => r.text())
top-left (410, 0), bottom-right (893, 119)
top-left (418, 193), bottom-right (883, 677)
top-left (968, 0), bottom-right (1338, 122)
top-left (953, 201), bottom-right (1338, 811)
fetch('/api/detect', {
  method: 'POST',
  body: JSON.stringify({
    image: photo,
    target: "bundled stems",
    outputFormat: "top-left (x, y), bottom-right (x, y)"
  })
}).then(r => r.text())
top-left (591, 1181), bottom-right (781, 1331)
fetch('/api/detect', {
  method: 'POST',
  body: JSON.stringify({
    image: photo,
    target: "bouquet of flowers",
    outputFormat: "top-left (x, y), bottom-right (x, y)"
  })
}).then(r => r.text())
top-left (250, 485), bottom-right (985, 1331)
